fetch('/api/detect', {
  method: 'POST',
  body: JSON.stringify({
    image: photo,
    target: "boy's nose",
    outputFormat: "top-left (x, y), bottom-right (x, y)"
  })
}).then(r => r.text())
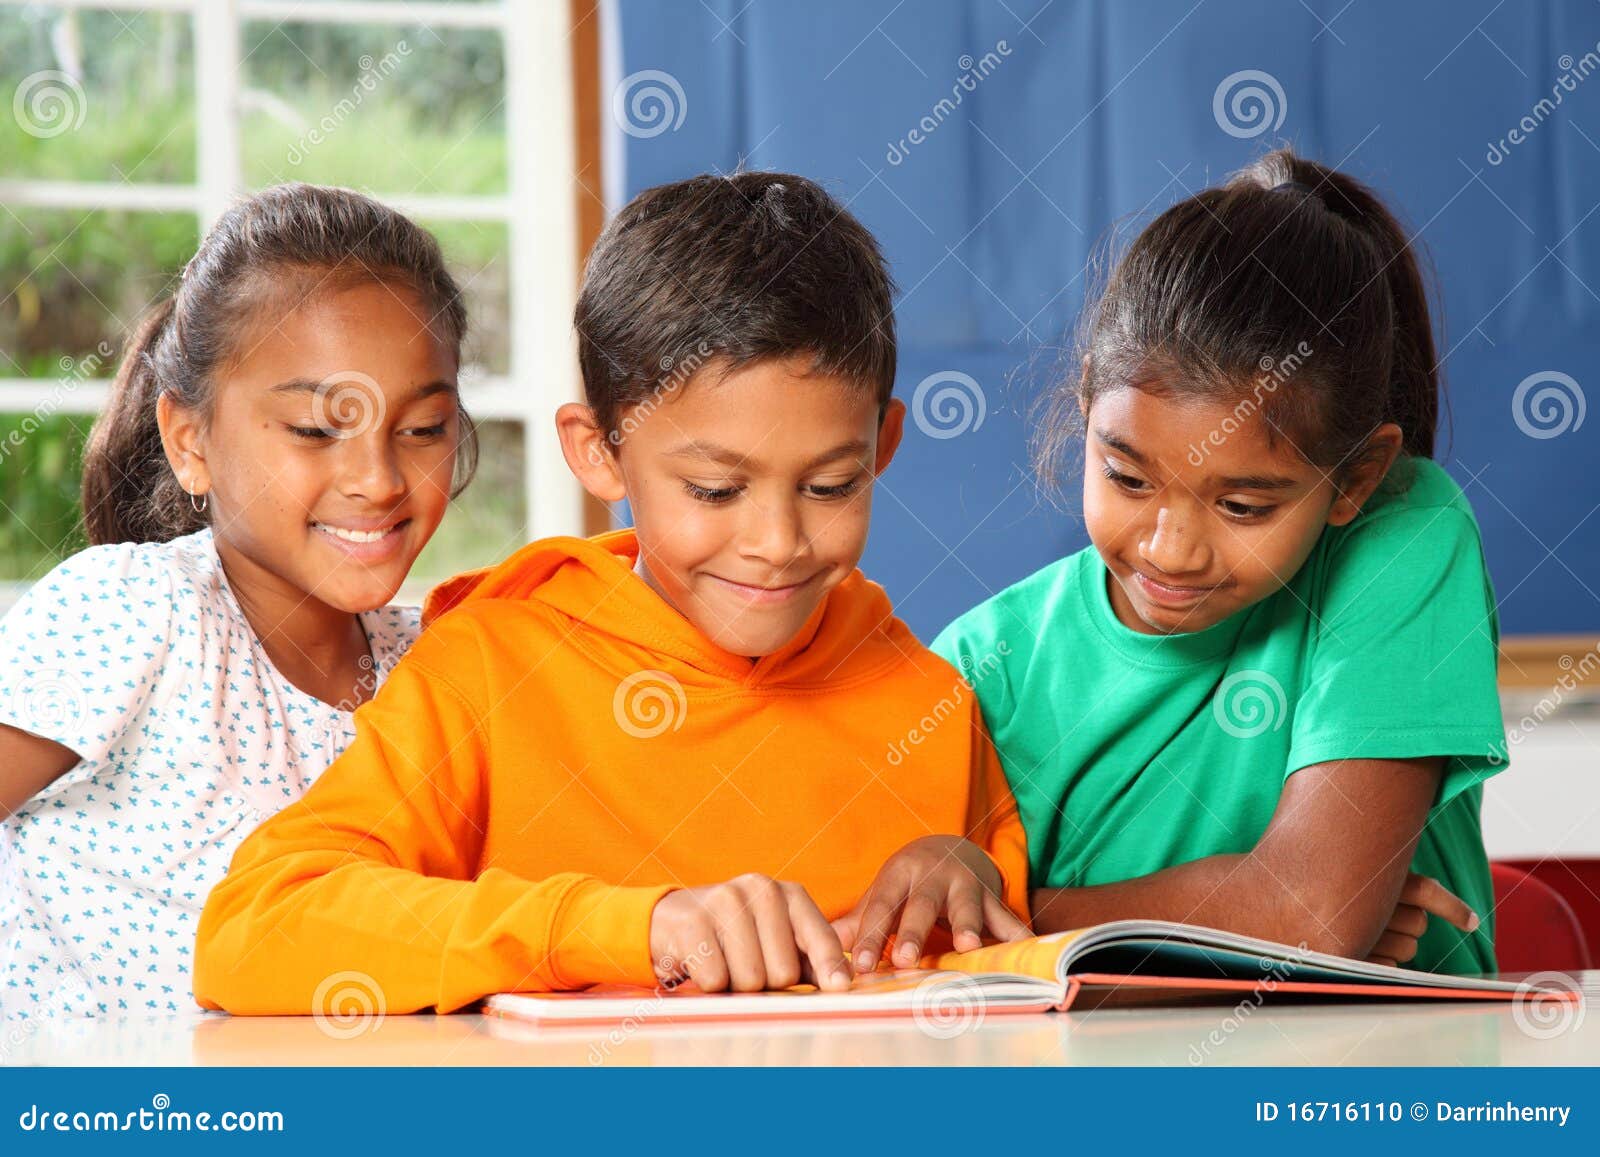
top-left (1138, 505), bottom-right (1210, 575)
top-left (737, 495), bottom-right (810, 567)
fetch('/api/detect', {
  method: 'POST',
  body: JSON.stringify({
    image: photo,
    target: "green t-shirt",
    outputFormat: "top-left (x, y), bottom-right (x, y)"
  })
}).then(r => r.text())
top-left (932, 459), bottom-right (1507, 975)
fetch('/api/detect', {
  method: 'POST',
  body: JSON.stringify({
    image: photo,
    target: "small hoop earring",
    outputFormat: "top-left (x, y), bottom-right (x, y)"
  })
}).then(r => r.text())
top-left (189, 488), bottom-right (208, 514)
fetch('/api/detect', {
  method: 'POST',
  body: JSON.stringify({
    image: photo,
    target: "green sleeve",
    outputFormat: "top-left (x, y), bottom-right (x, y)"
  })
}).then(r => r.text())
top-left (1286, 503), bottom-right (1507, 815)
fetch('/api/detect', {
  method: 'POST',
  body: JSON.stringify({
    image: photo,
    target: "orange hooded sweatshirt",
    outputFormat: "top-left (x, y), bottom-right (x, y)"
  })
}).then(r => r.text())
top-left (194, 530), bottom-right (1029, 1014)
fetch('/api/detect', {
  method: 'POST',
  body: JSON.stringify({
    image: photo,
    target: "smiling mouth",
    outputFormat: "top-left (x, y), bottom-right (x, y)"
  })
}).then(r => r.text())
top-left (311, 519), bottom-right (410, 544)
top-left (708, 573), bottom-right (819, 604)
top-left (1131, 569), bottom-right (1223, 604)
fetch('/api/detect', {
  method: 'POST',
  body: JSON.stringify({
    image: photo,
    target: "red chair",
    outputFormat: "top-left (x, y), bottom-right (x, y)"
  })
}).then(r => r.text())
top-left (1490, 862), bottom-right (1593, 973)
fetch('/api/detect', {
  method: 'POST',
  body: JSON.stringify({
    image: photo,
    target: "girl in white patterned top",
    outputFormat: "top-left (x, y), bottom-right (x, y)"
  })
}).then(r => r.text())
top-left (0, 184), bottom-right (478, 1022)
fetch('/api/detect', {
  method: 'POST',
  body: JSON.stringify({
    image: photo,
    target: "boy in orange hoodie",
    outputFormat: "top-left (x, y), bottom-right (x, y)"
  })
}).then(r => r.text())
top-left (195, 172), bottom-right (1031, 1015)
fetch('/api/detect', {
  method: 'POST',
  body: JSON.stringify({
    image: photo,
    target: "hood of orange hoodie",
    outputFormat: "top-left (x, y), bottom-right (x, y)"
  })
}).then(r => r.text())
top-left (421, 529), bottom-right (913, 691)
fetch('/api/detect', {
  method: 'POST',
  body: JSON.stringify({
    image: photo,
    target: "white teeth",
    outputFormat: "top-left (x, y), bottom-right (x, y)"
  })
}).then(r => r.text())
top-left (313, 522), bottom-right (399, 544)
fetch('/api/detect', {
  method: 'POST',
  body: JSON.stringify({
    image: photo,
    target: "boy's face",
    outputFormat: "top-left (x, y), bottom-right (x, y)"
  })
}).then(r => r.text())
top-left (561, 355), bottom-right (904, 658)
top-left (1082, 386), bottom-right (1395, 635)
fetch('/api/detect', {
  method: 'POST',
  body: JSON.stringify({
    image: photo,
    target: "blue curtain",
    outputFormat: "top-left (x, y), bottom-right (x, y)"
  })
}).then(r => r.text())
top-left (609, 0), bottom-right (1600, 637)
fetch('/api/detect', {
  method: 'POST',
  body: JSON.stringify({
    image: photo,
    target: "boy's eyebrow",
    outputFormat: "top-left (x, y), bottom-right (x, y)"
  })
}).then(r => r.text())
top-left (663, 438), bottom-right (871, 471)
top-left (268, 378), bottom-right (458, 400)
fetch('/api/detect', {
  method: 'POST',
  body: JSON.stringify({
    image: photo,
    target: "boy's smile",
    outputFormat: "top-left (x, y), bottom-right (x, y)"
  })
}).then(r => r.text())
top-left (559, 354), bottom-right (905, 659)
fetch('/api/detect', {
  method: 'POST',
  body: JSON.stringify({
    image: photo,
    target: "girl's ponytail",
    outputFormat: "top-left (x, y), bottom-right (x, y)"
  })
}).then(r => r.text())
top-left (1257, 152), bottom-right (1440, 459)
top-left (80, 296), bottom-right (204, 545)
top-left (1056, 147), bottom-right (1444, 490)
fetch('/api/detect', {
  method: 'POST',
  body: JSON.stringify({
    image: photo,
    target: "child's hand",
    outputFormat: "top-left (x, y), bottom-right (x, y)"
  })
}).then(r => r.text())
top-left (1366, 872), bottom-right (1480, 966)
top-left (649, 874), bottom-right (853, 993)
top-left (833, 835), bottom-right (1030, 972)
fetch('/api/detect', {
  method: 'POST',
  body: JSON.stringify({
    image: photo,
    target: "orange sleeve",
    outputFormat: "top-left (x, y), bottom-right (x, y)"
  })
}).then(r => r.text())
top-left (193, 622), bottom-right (674, 1015)
top-left (965, 705), bottom-right (1032, 927)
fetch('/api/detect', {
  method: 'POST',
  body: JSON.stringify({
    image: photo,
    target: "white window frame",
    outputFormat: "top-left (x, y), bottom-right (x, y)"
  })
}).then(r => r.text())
top-left (0, 0), bottom-right (584, 541)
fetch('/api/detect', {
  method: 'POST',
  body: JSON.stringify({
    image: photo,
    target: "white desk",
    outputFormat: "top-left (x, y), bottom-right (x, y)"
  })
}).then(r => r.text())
top-left (7, 973), bottom-right (1597, 1067)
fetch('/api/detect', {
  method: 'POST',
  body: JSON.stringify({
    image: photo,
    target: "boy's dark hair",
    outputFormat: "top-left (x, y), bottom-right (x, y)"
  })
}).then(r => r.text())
top-left (1038, 147), bottom-right (1441, 488)
top-left (575, 171), bottom-right (897, 439)
top-left (82, 182), bottom-right (477, 546)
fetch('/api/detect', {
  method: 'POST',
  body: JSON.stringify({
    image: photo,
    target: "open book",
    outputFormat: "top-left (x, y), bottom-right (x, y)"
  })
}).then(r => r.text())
top-left (484, 919), bottom-right (1584, 1026)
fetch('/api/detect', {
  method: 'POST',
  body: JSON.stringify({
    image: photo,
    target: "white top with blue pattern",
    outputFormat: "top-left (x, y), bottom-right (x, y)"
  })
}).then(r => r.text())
top-left (0, 528), bottom-right (419, 1022)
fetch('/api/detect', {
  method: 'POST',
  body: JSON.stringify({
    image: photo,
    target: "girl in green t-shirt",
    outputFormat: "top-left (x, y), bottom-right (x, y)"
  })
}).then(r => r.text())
top-left (934, 148), bottom-right (1505, 975)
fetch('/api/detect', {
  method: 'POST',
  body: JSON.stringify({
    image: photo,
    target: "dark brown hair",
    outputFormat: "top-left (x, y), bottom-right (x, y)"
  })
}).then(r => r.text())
top-left (574, 171), bottom-right (897, 440)
top-left (1038, 147), bottom-right (1442, 488)
top-left (81, 182), bottom-right (477, 545)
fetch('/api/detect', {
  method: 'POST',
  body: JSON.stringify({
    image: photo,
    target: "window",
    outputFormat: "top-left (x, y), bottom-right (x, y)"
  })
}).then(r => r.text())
top-left (0, 0), bottom-right (583, 590)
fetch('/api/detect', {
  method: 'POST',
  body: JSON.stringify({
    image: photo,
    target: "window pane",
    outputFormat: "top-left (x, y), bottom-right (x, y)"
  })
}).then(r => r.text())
top-left (407, 418), bottom-right (526, 587)
top-left (241, 20), bottom-right (506, 195)
top-left (422, 217), bottom-right (509, 378)
top-left (1, 209), bottom-right (196, 378)
top-left (0, 411), bottom-right (89, 582)
top-left (0, 6), bottom-right (195, 181)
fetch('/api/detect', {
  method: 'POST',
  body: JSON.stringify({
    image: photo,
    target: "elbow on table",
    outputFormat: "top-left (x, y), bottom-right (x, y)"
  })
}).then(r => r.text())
top-left (192, 873), bottom-right (299, 1015)
top-left (1281, 895), bottom-right (1387, 963)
